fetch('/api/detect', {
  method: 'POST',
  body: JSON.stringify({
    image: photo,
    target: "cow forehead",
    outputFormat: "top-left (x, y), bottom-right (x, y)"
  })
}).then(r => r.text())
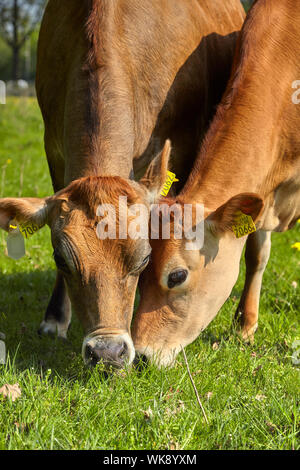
top-left (57, 175), bottom-right (145, 215)
top-left (49, 175), bottom-right (148, 234)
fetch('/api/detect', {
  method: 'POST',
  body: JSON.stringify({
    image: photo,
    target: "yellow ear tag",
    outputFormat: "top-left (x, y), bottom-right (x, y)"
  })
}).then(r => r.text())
top-left (232, 211), bottom-right (256, 239)
top-left (160, 171), bottom-right (179, 197)
top-left (19, 221), bottom-right (42, 239)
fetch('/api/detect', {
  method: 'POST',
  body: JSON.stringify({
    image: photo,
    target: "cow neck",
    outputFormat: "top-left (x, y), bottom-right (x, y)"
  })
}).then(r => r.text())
top-left (181, 97), bottom-right (280, 210)
top-left (181, 39), bottom-right (289, 211)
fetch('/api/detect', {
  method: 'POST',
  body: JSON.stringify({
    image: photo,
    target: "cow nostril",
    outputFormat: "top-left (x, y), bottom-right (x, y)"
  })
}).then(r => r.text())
top-left (85, 343), bottom-right (100, 365)
top-left (118, 341), bottom-right (127, 359)
top-left (134, 353), bottom-right (148, 371)
top-left (85, 343), bottom-right (93, 359)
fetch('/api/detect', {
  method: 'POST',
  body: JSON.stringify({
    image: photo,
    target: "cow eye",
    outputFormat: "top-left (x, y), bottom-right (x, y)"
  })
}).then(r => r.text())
top-left (136, 254), bottom-right (151, 272)
top-left (53, 249), bottom-right (70, 273)
top-left (167, 269), bottom-right (188, 289)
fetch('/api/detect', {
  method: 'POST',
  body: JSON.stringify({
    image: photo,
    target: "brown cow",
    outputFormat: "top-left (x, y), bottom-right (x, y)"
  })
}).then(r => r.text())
top-left (0, 0), bottom-right (244, 368)
top-left (132, 0), bottom-right (300, 367)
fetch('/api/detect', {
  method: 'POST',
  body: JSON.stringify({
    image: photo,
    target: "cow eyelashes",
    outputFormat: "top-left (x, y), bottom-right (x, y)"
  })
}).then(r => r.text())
top-left (53, 249), bottom-right (70, 273)
top-left (140, 254), bottom-right (151, 269)
top-left (131, 254), bottom-right (151, 274)
top-left (167, 269), bottom-right (188, 289)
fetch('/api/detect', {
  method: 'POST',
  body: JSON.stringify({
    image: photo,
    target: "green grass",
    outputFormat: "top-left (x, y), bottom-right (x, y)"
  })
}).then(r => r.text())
top-left (0, 98), bottom-right (299, 450)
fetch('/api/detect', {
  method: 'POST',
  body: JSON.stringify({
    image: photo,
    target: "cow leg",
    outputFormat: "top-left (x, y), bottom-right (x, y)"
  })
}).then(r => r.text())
top-left (234, 230), bottom-right (271, 342)
top-left (38, 132), bottom-right (71, 338)
top-left (38, 271), bottom-right (71, 339)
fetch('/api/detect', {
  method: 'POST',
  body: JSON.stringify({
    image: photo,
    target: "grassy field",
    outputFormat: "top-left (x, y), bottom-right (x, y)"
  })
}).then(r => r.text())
top-left (0, 97), bottom-right (299, 450)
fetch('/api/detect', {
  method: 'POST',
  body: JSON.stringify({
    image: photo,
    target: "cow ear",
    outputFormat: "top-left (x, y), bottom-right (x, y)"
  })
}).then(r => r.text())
top-left (0, 197), bottom-right (50, 231)
top-left (140, 140), bottom-right (171, 203)
top-left (208, 193), bottom-right (264, 234)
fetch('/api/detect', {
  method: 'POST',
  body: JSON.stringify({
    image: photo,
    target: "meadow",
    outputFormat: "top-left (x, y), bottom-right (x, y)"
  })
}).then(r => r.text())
top-left (0, 98), bottom-right (299, 450)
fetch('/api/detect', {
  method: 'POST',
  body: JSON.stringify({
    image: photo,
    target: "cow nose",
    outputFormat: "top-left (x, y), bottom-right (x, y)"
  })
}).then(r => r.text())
top-left (85, 339), bottom-right (128, 369)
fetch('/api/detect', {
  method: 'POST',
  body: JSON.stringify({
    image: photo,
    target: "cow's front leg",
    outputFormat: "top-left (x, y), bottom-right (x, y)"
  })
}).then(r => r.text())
top-left (234, 230), bottom-right (271, 342)
top-left (38, 271), bottom-right (71, 339)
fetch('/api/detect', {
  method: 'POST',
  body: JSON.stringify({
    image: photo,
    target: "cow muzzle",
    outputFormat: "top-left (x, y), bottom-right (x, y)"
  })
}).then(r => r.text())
top-left (82, 333), bottom-right (135, 369)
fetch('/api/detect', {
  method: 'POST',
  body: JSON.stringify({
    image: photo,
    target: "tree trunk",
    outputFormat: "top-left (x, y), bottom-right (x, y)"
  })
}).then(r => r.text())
top-left (12, 45), bottom-right (20, 81)
top-left (12, 0), bottom-right (19, 81)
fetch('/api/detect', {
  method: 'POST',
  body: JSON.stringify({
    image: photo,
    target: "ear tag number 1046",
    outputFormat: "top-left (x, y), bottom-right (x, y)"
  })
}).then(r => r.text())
top-left (232, 211), bottom-right (256, 239)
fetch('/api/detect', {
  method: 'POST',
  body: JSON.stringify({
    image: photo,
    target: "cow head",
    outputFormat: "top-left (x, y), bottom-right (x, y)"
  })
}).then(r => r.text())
top-left (0, 141), bottom-right (171, 369)
top-left (132, 192), bottom-right (263, 367)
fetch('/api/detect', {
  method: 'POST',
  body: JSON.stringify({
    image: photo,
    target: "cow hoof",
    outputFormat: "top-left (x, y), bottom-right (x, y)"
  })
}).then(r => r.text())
top-left (239, 323), bottom-right (258, 344)
top-left (38, 320), bottom-right (68, 339)
top-left (234, 309), bottom-right (258, 344)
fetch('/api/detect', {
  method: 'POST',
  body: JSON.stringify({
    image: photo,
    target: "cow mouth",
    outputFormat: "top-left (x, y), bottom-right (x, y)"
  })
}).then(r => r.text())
top-left (133, 344), bottom-right (179, 368)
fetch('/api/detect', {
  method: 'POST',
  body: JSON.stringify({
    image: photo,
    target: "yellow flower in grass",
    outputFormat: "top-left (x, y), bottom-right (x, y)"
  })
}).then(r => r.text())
top-left (6, 159), bottom-right (12, 165)
top-left (292, 242), bottom-right (300, 251)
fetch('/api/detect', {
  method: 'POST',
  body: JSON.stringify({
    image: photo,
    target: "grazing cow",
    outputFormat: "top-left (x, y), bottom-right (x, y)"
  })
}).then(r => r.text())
top-left (132, 0), bottom-right (300, 367)
top-left (0, 0), bottom-right (244, 368)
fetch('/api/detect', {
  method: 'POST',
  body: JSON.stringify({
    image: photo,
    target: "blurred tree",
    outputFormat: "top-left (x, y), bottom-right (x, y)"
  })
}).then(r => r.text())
top-left (0, 37), bottom-right (11, 81)
top-left (0, 0), bottom-right (47, 81)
